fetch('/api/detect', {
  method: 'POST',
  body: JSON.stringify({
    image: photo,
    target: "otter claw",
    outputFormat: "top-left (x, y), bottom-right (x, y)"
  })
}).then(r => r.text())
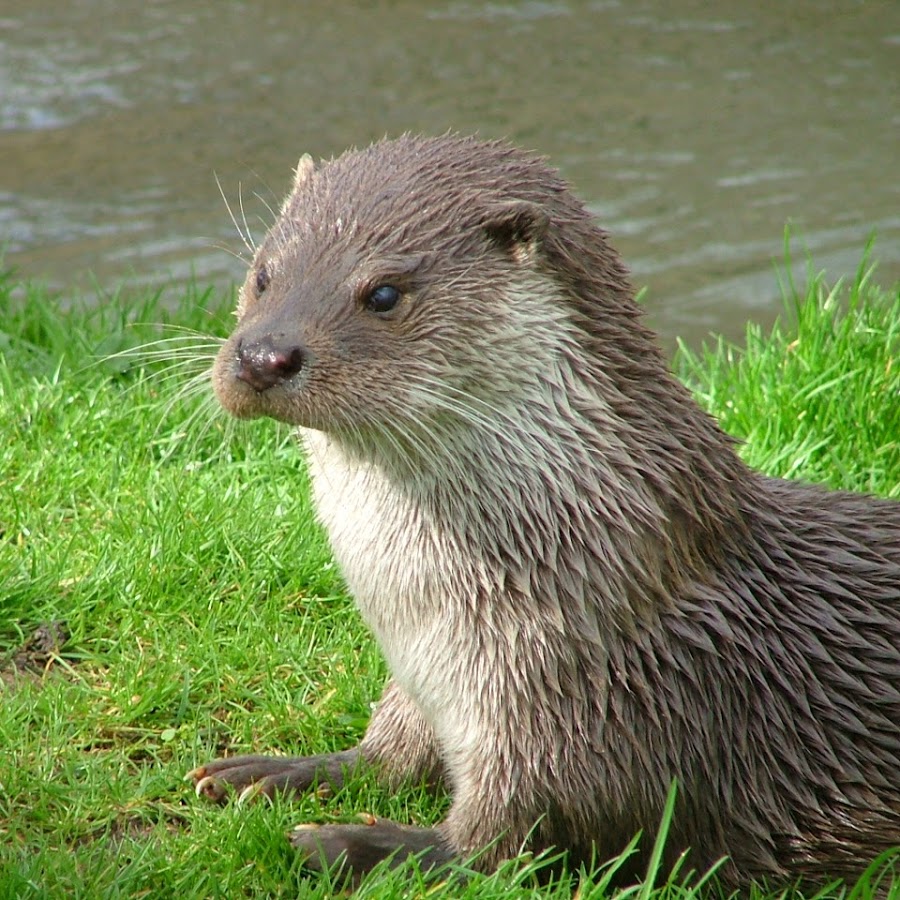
top-left (237, 781), bottom-right (268, 806)
top-left (194, 774), bottom-right (225, 801)
top-left (184, 765), bottom-right (206, 783)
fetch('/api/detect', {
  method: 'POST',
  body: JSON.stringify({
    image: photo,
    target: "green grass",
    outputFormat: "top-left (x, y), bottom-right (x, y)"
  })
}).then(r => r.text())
top-left (0, 252), bottom-right (898, 899)
top-left (677, 245), bottom-right (899, 496)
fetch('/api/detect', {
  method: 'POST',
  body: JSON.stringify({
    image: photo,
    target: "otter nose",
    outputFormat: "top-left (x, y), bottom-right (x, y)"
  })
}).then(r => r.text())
top-left (235, 335), bottom-right (307, 392)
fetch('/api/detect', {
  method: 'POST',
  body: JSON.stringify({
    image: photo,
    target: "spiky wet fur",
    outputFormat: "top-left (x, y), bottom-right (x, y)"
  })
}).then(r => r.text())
top-left (211, 134), bottom-right (900, 887)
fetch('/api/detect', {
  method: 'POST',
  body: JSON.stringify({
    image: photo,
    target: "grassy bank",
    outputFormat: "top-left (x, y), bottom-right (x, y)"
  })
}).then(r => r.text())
top-left (0, 256), bottom-right (898, 899)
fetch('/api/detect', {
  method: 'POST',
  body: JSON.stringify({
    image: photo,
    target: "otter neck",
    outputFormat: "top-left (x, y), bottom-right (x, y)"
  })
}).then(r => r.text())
top-left (303, 351), bottom-right (751, 630)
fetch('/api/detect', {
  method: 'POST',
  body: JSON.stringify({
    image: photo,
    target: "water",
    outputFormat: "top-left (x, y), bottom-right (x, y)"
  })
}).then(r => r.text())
top-left (2, 0), bottom-right (898, 347)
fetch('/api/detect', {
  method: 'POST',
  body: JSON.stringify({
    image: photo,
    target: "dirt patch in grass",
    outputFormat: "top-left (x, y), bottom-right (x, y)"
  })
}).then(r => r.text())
top-left (73, 806), bottom-right (191, 848)
top-left (1, 620), bottom-right (70, 684)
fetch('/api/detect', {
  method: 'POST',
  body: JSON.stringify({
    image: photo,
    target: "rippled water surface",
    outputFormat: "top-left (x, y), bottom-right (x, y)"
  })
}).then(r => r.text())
top-left (2, 0), bottom-right (898, 345)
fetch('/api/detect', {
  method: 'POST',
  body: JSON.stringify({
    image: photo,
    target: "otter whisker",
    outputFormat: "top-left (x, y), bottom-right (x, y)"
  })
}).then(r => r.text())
top-left (381, 412), bottom-right (454, 481)
top-left (210, 241), bottom-right (248, 264)
top-left (216, 172), bottom-right (254, 255)
top-left (408, 378), bottom-right (527, 453)
top-left (149, 364), bottom-right (215, 398)
top-left (253, 191), bottom-right (279, 229)
top-left (152, 375), bottom-right (227, 456)
top-left (237, 181), bottom-right (255, 253)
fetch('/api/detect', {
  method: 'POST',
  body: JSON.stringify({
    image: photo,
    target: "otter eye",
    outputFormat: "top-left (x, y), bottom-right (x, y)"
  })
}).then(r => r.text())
top-left (365, 284), bottom-right (401, 313)
top-left (255, 265), bottom-right (270, 295)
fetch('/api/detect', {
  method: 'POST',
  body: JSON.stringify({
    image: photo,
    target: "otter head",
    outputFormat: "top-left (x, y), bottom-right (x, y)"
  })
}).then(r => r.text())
top-left (212, 135), bottom-right (641, 451)
top-left (213, 135), bottom-right (749, 594)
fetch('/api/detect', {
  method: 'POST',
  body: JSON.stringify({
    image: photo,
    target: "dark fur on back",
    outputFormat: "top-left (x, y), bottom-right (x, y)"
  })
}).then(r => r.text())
top-left (209, 134), bottom-right (900, 888)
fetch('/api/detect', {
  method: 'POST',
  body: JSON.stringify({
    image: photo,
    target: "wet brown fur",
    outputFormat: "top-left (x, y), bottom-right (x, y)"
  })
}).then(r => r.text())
top-left (204, 134), bottom-right (900, 888)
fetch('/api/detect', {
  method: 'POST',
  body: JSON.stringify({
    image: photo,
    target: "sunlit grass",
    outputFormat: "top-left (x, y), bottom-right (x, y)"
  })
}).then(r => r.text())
top-left (1, 253), bottom-right (898, 898)
top-left (677, 244), bottom-right (899, 496)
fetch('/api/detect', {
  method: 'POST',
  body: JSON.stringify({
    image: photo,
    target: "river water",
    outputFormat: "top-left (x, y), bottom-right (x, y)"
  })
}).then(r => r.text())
top-left (1, 0), bottom-right (898, 347)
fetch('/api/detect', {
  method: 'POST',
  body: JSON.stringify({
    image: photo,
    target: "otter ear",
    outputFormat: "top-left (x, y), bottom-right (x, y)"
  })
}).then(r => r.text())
top-left (481, 200), bottom-right (550, 264)
top-left (280, 154), bottom-right (316, 217)
top-left (292, 153), bottom-right (316, 190)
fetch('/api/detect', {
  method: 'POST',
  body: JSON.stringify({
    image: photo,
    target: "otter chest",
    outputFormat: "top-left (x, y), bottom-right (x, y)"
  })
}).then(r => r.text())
top-left (303, 435), bottom-right (488, 729)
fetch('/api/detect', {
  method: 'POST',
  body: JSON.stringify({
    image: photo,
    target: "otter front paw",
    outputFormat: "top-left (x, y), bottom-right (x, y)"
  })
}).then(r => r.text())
top-left (187, 748), bottom-right (361, 803)
top-left (290, 817), bottom-right (453, 880)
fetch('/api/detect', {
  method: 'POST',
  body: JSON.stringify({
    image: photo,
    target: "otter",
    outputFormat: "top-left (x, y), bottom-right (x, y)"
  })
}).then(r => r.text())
top-left (190, 134), bottom-right (900, 889)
